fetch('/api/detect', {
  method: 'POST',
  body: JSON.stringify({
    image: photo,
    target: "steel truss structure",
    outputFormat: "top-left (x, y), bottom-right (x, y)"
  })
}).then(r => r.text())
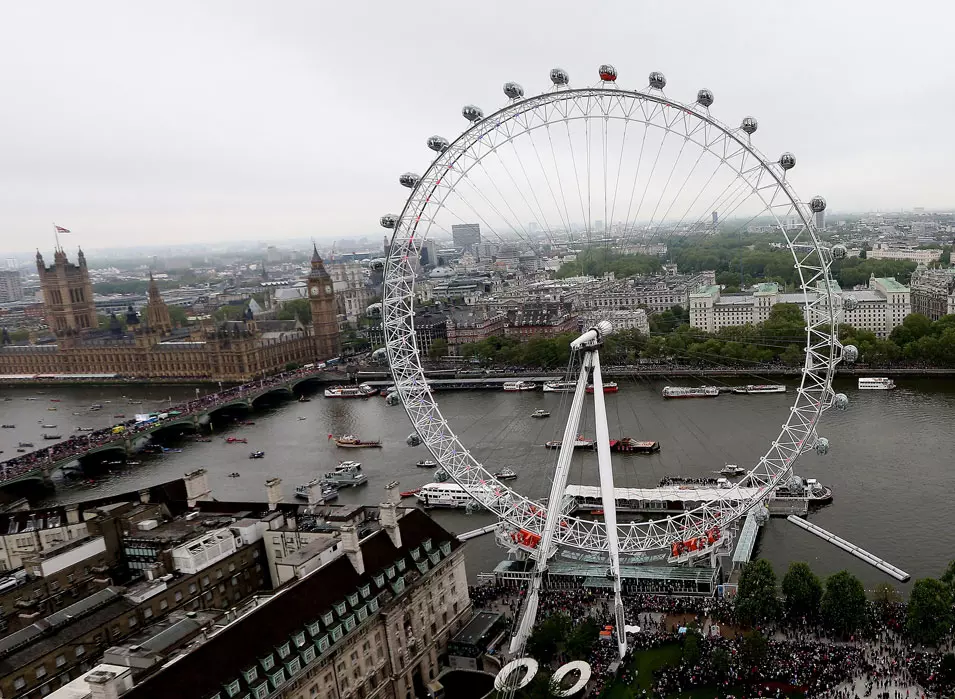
top-left (382, 70), bottom-right (847, 556)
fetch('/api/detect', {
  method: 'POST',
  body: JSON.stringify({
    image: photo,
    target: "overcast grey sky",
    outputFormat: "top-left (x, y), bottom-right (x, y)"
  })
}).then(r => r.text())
top-left (1, 0), bottom-right (953, 251)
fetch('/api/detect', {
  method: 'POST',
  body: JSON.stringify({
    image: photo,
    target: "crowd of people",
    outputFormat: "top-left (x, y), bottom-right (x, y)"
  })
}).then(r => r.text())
top-left (468, 583), bottom-right (954, 699)
top-left (0, 364), bottom-right (336, 482)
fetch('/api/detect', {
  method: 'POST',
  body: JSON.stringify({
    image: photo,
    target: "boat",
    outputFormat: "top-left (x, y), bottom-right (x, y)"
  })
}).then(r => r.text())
top-left (194, 437), bottom-right (212, 442)
top-left (90, 404), bottom-right (102, 411)
top-left (542, 381), bottom-right (576, 393)
top-left (586, 382), bottom-right (619, 394)
top-left (42, 434), bottom-right (62, 440)
top-left (50, 399), bottom-right (60, 402)
top-left (298, 416), bottom-right (308, 421)
top-left (858, 377), bottom-right (895, 390)
top-left (416, 460), bottom-right (438, 468)
top-left (0, 424), bottom-right (14, 429)
top-left (24, 397), bottom-right (38, 401)
top-left (530, 409), bottom-right (550, 418)
top-left (731, 384), bottom-right (787, 394)
top-left (18, 441), bottom-right (34, 447)
top-left (48, 407), bottom-right (57, 411)
top-left (321, 463), bottom-right (367, 488)
top-left (400, 488), bottom-right (420, 498)
top-left (294, 480), bottom-right (340, 501)
top-left (661, 386), bottom-right (720, 399)
top-left (76, 427), bottom-right (94, 432)
top-left (503, 381), bottom-right (537, 392)
top-left (493, 467), bottom-right (518, 481)
top-left (592, 509), bottom-right (604, 516)
top-left (126, 460), bottom-right (141, 466)
top-left (610, 438), bottom-right (660, 453)
top-left (237, 420), bottom-right (255, 426)
top-left (298, 396), bottom-right (311, 402)
top-left (719, 464), bottom-right (746, 476)
top-left (41, 424), bottom-right (57, 429)
top-left (331, 434), bottom-right (382, 449)
top-left (323, 383), bottom-right (379, 399)
top-left (113, 414), bottom-right (125, 418)
top-left (228, 472), bottom-right (240, 478)
top-left (545, 435), bottom-right (595, 450)
top-left (249, 451), bottom-right (265, 459)
top-left (161, 447), bottom-right (183, 453)
top-left (16, 448), bottom-right (26, 453)
top-left (417, 482), bottom-right (487, 509)
top-left (226, 437), bottom-right (248, 444)
top-left (336, 460), bottom-right (362, 471)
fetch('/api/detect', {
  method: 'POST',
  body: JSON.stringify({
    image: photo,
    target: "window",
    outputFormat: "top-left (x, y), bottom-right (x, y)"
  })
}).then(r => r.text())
top-left (293, 631), bottom-right (306, 647)
top-left (302, 646), bottom-right (316, 664)
top-left (286, 657), bottom-right (301, 675)
top-left (55, 655), bottom-right (66, 668)
top-left (143, 608), bottom-right (153, 619)
top-left (261, 655), bottom-right (275, 672)
top-left (243, 667), bottom-right (258, 684)
top-left (252, 683), bottom-right (269, 699)
top-left (277, 642), bottom-right (290, 659)
top-left (269, 669), bottom-right (286, 687)
top-left (316, 635), bottom-right (330, 653)
top-left (224, 679), bottom-right (241, 697)
top-left (216, 569), bottom-right (223, 579)
top-left (331, 625), bottom-right (343, 642)
top-left (160, 599), bottom-right (169, 610)
top-left (189, 583), bottom-right (197, 594)
top-left (13, 677), bottom-right (25, 691)
top-left (333, 601), bottom-right (346, 616)
top-left (175, 590), bottom-right (183, 602)
top-left (75, 645), bottom-right (85, 657)
top-left (306, 621), bottom-right (320, 637)
top-left (129, 615), bottom-right (138, 628)
top-left (36, 665), bottom-right (47, 678)
top-left (322, 611), bottom-right (334, 626)
top-left (346, 592), bottom-right (359, 607)
top-left (202, 576), bottom-right (210, 586)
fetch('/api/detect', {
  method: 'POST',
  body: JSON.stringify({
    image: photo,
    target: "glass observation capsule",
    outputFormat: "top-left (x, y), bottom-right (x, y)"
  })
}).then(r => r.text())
top-left (379, 214), bottom-right (398, 229)
top-left (842, 344), bottom-right (859, 363)
top-left (810, 196), bottom-right (827, 213)
top-left (503, 82), bottom-right (524, 99)
top-left (550, 67), bottom-right (569, 86)
top-left (406, 433), bottom-right (421, 447)
top-left (831, 244), bottom-right (848, 259)
top-left (696, 88), bottom-right (714, 107)
top-left (843, 294), bottom-right (859, 311)
top-left (398, 172), bottom-right (419, 189)
top-left (598, 64), bottom-right (617, 82)
top-left (834, 393), bottom-right (850, 411)
top-left (741, 116), bottom-right (758, 134)
top-left (462, 104), bottom-right (484, 122)
top-left (814, 437), bottom-right (830, 456)
top-left (427, 135), bottom-right (449, 153)
top-left (649, 71), bottom-right (666, 89)
top-left (779, 152), bottom-right (796, 170)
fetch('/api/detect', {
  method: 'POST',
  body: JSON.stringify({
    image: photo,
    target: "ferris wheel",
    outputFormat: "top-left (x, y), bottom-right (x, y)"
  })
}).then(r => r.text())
top-left (380, 64), bottom-right (853, 653)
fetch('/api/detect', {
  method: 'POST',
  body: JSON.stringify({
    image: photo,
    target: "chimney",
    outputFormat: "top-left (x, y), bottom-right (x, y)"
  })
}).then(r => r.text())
top-left (65, 504), bottom-right (80, 525)
top-left (87, 671), bottom-right (121, 699)
top-left (340, 525), bottom-right (364, 575)
top-left (306, 479), bottom-right (325, 506)
top-left (265, 478), bottom-right (283, 510)
top-left (380, 483), bottom-right (402, 548)
top-left (183, 469), bottom-right (211, 507)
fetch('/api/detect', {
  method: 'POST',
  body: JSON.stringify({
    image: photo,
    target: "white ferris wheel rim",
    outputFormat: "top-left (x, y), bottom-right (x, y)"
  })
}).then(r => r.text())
top-left (382, 80), bottom-right (841, 554)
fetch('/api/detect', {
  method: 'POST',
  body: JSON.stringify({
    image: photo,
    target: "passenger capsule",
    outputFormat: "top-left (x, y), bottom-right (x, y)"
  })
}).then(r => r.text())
top-left (741, 116), bottom-right (758, 134)
top-left (427, 135), bottom-right (449, 153)
top-left (843, 294), bottom-right (858, 312)
top-left (842, 344), bottom-right (859, 364)
top-left (550, 67), bottom-right (570, 86)
top-left (814, 437), bottom-right (830, 456)
top-left (462, 104), bottom-right (484, 122)
top-left (696, 89), bottom-right (714, 107)
top-left (434, 469), bottom-right (449, 482)
top-left (398, 172), bottom-right (419, 189)
top-left (831, 244), bottom-right (848, 260)
top-left (648, 71), bottom-right (666, 89)
top-left (598, 64), bottom-right (617, 82)
top-left (779, 152), bottom-right (796, 170)
top-left (406, 433), bottom-right (422, 447)
top-left (503, 82), bottom-right (524, 100)
top-left (834, 393), bottom-right (849, 411)
top-left (379, 214), bottom-right (398, 229)
top-left (810, 196), bottom-right (827, 213)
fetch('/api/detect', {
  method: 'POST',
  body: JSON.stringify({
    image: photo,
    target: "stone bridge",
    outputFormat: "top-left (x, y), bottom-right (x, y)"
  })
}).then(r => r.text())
top-left (0, 370), bottom-right (337, 491)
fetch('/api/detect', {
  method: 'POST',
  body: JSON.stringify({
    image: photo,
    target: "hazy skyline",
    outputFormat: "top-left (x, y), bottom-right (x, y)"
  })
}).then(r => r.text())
top-left (2, 0), bottom-right (954, 251)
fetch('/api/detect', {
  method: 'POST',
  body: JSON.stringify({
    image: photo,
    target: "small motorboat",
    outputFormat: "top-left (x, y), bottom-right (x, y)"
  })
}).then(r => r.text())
top-left (226, 437), bottom-right (248, 444)
top-left (113, 414), bottom-right (125, 419)
top-left (493, 467), bottom-right (518, 481)
top-left (50, 399), bottom-right (61, 402)
top-left (416, 460), bottom-right (437, 468)
top-left (16, 448), bottom-right (26, 453)
top-left (530, 409), bottom-right (550, 419)
top-left (400, 488), bottom-right (421, 498)
top-left (228, 472), bottom-right (241, 478)
top-left (18, 441), bottom-right (34, 448)
top-left (76, 426), bottom-right (94, 432)
top-left (237, 420), bottom-right (255, 426)
top-left (298, 416), bottom-right (307, 421)
top-left (126, 460), bottom-right (141, 466)
top-left (720, 464), bottom-right (746, 477)
top-left (42, 434), bottom-right (62, 440)
top-left (249, 451), bottom-right (265, 459)
top-left (0, 424), bottom-right (15, 429)
top-left (41, 424), bottom-right (57, 429)
top-left (47, 407), bottom-right (57, 411)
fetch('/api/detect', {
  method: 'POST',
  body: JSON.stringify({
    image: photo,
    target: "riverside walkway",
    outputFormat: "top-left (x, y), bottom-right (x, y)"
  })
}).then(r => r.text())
top-left (0, 366), bottom-right (342, 489)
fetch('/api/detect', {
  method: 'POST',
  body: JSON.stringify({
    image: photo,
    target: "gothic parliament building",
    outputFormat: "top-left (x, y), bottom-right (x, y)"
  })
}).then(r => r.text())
top-left (0, 246), bottom-right (341, 382)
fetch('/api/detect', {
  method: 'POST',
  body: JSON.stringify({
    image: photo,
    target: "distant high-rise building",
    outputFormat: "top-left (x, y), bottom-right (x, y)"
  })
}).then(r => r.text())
top-left (0, 270), bottom-right (23, 303)
top-left (712, 211), bottom-right (719, 226)
top-left (451, 223), bottom-right (481, 251)
top-left (814, 210), bottom-right (826, 231)
top-left (528, 221), bottom-right (540, 234)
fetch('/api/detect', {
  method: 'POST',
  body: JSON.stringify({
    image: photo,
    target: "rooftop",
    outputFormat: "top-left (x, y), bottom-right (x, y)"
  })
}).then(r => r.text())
top-left (451, 611), bottom-right (501, 646)
top-left (873, 277), bottom-right (909, 292)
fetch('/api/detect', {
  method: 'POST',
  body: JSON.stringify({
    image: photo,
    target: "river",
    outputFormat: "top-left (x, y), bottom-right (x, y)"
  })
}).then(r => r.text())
top-left (1, 376), bottom-right (951, 590)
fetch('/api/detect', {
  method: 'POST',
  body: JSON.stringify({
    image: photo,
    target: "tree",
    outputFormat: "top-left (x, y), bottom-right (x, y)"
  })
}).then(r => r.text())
top-left (739, 630), bottom-right (769, 669)
top-left (940, 559), bottom-right (955, 596)
top-left (428, 338), bottom-right (448, 361)
top-left (906, 578), bottom-right (954, 646)
top-left (278, 299), bottom-right (312, 324)
top-left (872, 582), bottom-right (902, 605)
top-left (781, 562), bottom-right (823, 620)
top-left (526, 614), bottom-right (570, 664)
top-left (214, 305), bottom-right (245, 322)
top-left (821, 570), bottom-right (867, 636)
top-left (682, 630), bottom-right (702, 666)
top-left (564, 620), bottom-right (599, 660)
top-left (735, 559), bottom-right (781, 625)
top-left (168, 306), bottom-right (189, 327)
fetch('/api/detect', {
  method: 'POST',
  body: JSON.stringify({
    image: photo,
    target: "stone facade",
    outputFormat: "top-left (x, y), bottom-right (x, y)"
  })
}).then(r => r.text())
top-left (909, 267), bottom-right (955, 321)
top-left (308, 246), bottom-right (342, 360)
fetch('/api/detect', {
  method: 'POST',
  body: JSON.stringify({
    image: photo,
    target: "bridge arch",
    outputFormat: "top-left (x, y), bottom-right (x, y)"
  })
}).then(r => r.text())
top-left (250, 386), bottom-right (293, 406)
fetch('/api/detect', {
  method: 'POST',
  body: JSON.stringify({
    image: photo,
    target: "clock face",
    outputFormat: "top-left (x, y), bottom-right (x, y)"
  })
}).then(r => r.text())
top-left (325, 285), bottom-right (332, 294)
top-left (310, 286), bottom-right (319, 297)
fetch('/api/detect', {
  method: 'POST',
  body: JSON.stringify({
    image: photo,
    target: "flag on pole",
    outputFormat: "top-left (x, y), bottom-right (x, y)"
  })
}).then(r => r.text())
top-left (54, 225), bottom-right (70, 234)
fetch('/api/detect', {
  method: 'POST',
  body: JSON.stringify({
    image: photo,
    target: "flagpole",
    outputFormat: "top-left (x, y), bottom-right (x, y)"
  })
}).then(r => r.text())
top-left (52, 223), bottom-right (61, 251)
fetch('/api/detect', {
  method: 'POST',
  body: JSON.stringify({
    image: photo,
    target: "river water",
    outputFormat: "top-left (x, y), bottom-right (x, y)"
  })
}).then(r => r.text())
top-left (1, 377), bottom-right (951, 590)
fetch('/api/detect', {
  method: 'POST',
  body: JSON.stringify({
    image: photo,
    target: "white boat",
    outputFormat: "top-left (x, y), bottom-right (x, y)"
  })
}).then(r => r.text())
top-left (493, 467), bottom-right (518, 481)
top-left (503, 381), bottom-right (537, 392)
top-left (719, 464), bottom-right (746, 476)
top-left (542, 381), bottom-right (576, 393)
top-left (731, 384), bottom-right (787, 394)
top-left (662, 386), bottom-right (720, 399)
top-left (324, 383), bottom-right (379, 398)
top-left (321, 463), bottom-right (367, 487)
top-left (295, 479), bottom-right (339, 501)
top-left (417, 482), bottom-right (488, 509)
top-left (336, 460), bottom-right (362, 471)
top-left (530, 409), bottom-right (550, 418)
top-left (858, 377), bottom-right (895, 390)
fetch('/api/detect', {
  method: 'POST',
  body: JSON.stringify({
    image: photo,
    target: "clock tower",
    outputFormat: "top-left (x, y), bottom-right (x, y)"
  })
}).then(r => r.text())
top-left (308, 243), bottom-right (341, 359)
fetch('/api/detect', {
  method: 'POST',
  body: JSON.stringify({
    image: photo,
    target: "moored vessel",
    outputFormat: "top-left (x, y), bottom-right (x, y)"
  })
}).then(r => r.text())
top-left (225, 437), bottom-right (248, 444)
top-left (732, 384), bottom-right (787, 394)
top-left (662, 386), bottom-right (719, 399)
top-left (586, 382), bottom-right (619, 393)
top-left (542, 381), bottom-right (576, 393)
top-left (610, 438), bottom-right (660, 453)
top-left (323, 383), bottom-right (379, 398)
top-left (294, 479), bottom-right (340, 501)
top-left (858, 377), bottom-right (895, 390)
top-left (503, 381), bottom-right (537, 392)
top-left (417, 482), bottom-right (487, 509)
top-left (321, 463), bottom-right (367, 488)
top-left (545, 435), bottom-right (594, 450)
top-left (719, 464), bottom-right (745, 476)
top-left (330, 434), bottom-right (382, 448)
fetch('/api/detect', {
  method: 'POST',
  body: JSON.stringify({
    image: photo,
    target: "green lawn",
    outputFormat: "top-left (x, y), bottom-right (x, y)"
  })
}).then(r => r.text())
top-left (602, 644), bottom-right (805, 699)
